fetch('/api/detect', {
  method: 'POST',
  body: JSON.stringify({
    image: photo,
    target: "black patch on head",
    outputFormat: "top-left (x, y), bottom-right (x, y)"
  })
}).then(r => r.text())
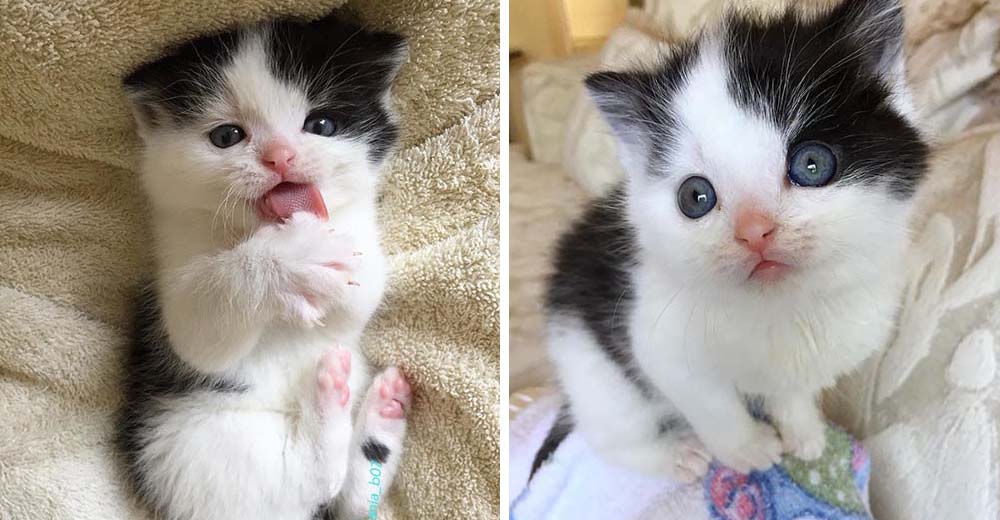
top-left (123, 13), bottom-right (406, 162)
top-left (545, 185), bottom-right (658, 399)
top-left (361, 438), bottom-right (390, 464)
top-left (721, 0), bottom-right (927, 198)
top-left (116, 285), bottom-right (245, 513)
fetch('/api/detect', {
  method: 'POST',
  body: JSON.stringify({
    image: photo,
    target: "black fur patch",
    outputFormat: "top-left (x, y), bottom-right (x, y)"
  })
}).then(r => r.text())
top-left (123, 13), bottom-right (405, 162)
top-left (722, 0), bottom-right (927, 198)
top-left (545, 186), bottom-right (658, 399)
top-left (361, 438), bottom-right (390, 464)
top-left (267, 16), bottom-right (406, 163)
top-left (116, 285), bottom-right (245, 512)
top-left (529, 402), bottom-right (574, 480)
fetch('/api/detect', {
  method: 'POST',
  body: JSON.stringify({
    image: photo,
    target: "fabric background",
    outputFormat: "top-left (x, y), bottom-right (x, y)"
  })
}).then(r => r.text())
top-left (0, 1), bottom-right (500, 519)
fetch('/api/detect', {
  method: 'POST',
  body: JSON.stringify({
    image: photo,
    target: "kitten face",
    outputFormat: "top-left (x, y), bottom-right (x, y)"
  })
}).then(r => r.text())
top-left (587, 0), bottom-right (928, 294)
top-left (123, 15), bottom-right (406, 225)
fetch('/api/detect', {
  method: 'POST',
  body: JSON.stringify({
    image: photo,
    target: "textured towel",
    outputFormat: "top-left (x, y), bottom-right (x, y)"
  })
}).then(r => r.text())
top-left (0, 1), bottom-right (499, 519)
top-left (510, 391), bottom-right (872, 520)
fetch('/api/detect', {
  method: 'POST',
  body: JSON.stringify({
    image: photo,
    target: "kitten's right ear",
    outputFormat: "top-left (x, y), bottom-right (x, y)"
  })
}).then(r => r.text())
top-left (585, 70), bottom-right (658, 141)
top-left (122, 65), bottom-right (164, 134)
top-left (585, 70), bottom-right (661, 174)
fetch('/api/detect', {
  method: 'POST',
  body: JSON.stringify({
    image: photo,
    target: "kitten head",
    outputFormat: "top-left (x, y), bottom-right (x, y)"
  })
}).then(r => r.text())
top-left (587, 0), bottom-right (928, 294)
top-left (123, 14), bottom-right (406, 226)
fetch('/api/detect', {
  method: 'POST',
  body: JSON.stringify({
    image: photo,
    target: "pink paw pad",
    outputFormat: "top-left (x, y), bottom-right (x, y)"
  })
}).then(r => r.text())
top-left (317, 348), bottom-right (352, 411)
top-left (374, 368), bottom-right (411, 419)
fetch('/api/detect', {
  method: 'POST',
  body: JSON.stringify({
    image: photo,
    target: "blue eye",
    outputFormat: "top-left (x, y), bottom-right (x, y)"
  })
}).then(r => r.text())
top-left (788, 142), bottom-right (837, 187)
top-left (303, 116), bottom-right (336, 137)
top-left (676, 176), bottom-right (717, 219)
top-left (208, 125), bottom-right (245, 148)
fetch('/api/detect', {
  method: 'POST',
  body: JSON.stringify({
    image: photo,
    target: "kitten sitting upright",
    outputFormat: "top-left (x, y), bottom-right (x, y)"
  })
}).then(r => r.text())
top-left (543, 0), bottom-right (928, 482)
top-left (118, 13), bottom-right (410, 520)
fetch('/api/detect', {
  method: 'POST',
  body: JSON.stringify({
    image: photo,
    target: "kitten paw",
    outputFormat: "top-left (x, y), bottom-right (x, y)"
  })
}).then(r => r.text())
top-left (779, 421), bottom-right (826, 461)
top-left (316, 347), bottom-right (352, 413)
top-left (708, 421), bottom-right (783, 474)
top-left (666, 436), bottom-right (712, 483)
top-left (260, 212), bottom-right (360, 326)
top-left (370, 367), bottom-right (411, 420)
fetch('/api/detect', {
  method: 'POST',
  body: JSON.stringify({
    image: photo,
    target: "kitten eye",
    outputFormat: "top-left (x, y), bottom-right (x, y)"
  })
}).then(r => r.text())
top-left (303, 116), bottom-right (336, 137)
top-left (676, 176), bottom-right (717, 219)
top-left (788, 142), bottom-right (837, 187)
top-left (208, 125), bottom-right (245, 148)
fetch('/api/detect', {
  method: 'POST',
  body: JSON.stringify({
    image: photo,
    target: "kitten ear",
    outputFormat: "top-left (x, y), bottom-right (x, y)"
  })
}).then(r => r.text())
top-left (584, 70), bottom-right (657, 139)
top-left (365, 31), bottom-right (409, 90)
top-left (585, 70), bottom-right (660, 174)
top-left (312, 15), bottom-right (409, 90)
top-left (831, 0), bottom-right (905, 80)
top-left (122, 65), bottom-right (167, 134)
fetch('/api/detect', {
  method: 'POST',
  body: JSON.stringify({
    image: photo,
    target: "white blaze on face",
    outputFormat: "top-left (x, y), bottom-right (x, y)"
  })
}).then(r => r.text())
top-left (669, 41), bottom-right (787, 212)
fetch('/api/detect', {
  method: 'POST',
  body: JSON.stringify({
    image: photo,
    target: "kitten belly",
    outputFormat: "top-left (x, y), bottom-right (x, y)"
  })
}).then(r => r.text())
top-left (240, 327), bottom-right (372, 409)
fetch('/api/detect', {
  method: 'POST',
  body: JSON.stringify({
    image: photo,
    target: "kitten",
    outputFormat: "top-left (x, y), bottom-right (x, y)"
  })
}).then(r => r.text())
top-left (117, 14), bottom-right (410, 520)
top-left (542, 0), bottom-right (928, 482)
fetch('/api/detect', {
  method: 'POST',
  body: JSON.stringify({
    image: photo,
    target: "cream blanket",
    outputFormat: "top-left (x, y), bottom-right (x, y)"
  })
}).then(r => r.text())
top-left (0, 1), bottom-right (499, 519)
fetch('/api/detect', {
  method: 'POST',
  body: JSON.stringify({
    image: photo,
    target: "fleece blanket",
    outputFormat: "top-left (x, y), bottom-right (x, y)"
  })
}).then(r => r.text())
top-left (0, 1), bottom-right (499, 519)
top-left (510, 391), bottom-right (872, 520)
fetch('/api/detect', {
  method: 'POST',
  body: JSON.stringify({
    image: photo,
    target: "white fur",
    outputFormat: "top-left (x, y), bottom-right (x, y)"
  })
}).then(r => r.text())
top-left (550, 39), bottom-right (917, 478)
top-left (130, 31), bottom-right (405, 520)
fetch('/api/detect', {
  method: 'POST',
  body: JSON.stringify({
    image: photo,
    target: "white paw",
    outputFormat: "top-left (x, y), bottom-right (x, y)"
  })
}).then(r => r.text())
top-left (778, 420), bottom-right (827, 461)
top-left (256, 212), bottom-right (360, 326)
top-left (665, 436), bottom-right (712, 483)
top-left (706, 421), bottom-right (783, 474)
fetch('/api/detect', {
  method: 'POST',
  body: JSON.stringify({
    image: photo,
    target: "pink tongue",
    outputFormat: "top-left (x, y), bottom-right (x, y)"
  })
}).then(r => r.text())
top-left (259, 183), bottom-right (329, 222)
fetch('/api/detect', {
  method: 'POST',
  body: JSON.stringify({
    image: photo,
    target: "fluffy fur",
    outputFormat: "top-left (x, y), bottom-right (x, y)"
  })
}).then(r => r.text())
top-left (118, 14), bottom-right (411, 520)
top-left (544, 0), bottom-right (929, 482)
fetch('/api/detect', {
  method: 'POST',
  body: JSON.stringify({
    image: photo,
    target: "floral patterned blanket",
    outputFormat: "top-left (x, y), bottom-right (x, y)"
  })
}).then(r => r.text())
top-left (510, 393), bottom-right (872, 520)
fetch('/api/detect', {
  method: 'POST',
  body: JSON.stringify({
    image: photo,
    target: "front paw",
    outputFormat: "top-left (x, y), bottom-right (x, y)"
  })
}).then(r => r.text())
top-left (705, 421), bottom-right (783, 474)
top-left (777, 418), bottom-right (827, 461)
top-left (256, 212), bottom-right (360, 326)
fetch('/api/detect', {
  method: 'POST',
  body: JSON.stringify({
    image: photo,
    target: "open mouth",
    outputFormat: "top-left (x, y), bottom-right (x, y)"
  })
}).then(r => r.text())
top-left (749, 260), bottom-right (791, 282)
top-left (256, 182), bottom-right (328, 223)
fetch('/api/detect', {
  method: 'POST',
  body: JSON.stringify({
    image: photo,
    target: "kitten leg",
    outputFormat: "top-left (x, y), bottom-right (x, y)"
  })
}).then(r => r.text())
top-left (768, 392), bottom-right (826, 460)
top-left (332, 367), bottom-right (411, 519)
top-left (656, 370), bottom-right (783, 474)
top-left (135, 348), bottom-right (355, 520)
top-left (548, 317), bottom-right (710, 482)
top-left (314, 347), bottom-right (357, 498)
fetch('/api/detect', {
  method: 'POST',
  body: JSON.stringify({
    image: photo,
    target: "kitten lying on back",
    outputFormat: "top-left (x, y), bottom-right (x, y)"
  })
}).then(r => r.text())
top-left (543, 0), bottom-right (928, 481)
top-left (118, 13), bottom-right (410, 520)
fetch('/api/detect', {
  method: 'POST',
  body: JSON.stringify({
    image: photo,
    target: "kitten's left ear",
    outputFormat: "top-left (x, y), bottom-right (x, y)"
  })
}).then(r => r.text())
top-left (313, 14), bottom-right (409, 89)
top-left (831, 0), bottom-right (905, 81)
top-left (366, 31), bottom-right (409, 89)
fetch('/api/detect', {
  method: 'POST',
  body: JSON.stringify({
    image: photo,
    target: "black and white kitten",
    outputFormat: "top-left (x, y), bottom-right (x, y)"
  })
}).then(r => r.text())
top-left (543, 0), bottom-right (929, 482)
top-left (118, 14), bottom-right (410, 520)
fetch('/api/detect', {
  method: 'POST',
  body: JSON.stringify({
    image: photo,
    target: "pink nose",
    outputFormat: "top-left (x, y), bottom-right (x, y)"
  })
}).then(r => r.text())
top-left (735, 209), bottom-right (777, 254)
top-left (260, 139), bottom-right (296, 177)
